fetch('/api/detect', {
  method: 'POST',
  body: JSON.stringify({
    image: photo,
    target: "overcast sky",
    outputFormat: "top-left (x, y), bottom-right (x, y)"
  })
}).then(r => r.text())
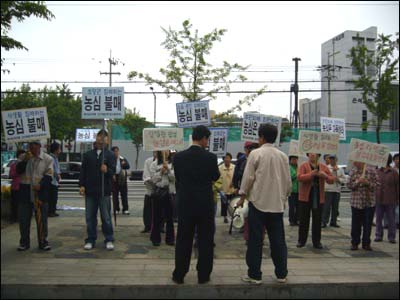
top-left (1, 1), bottom-right (398, 124)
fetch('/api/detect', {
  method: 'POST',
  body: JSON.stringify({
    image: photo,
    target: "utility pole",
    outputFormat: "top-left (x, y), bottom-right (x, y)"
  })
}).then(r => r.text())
top-left (292, 57), bottom-right (301, 128)
top-left (100, 49), bottom-right (123, 145)
top-left (318, 51), bottom-right (341, 117)
top-left (150, 87), bottom-right (157, 126)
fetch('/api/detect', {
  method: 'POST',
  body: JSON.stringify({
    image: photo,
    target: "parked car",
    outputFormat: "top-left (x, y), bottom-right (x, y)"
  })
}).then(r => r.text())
top-left (1, 159), bottom-right (17, 179)
top-left (338, 164), bottom-right (350, 192)
top-left (129, 170), bottom-right (144, 181)
top-left (59, 162), bottom-right (81, 184)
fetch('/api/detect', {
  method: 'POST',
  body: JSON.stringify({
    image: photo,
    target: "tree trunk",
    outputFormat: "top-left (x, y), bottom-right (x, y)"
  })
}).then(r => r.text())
top-left (376, 121), bottom-right (381, 144)
top-left (135, 144), bottom-right (140, 170)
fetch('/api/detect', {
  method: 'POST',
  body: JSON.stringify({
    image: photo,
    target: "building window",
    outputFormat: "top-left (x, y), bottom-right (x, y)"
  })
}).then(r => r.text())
top-left (362, 110), bottom-right (368, 131)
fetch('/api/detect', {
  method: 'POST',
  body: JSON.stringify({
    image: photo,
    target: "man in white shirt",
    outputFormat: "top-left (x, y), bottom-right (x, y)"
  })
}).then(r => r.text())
top-left (237, 123), bottom-right (292, 285)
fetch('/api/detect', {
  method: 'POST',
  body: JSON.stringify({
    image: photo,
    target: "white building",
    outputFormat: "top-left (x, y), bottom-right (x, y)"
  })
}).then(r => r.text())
top-left (299, 98), bottom-right (321, 129)
top-left (320, 26), bottom-right (391, 132)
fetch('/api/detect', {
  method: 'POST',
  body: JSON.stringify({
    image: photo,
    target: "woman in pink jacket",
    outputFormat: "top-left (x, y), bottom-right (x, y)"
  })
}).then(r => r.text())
top-left (297, 153), bottom-right (334, 249)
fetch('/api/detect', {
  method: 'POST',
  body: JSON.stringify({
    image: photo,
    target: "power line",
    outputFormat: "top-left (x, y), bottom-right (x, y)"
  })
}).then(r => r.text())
top-left (0, 89), bottom-right (366, 95)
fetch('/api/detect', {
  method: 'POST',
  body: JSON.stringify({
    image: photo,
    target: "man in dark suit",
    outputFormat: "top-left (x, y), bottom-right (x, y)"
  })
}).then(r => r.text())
top-left (172, 125), bottom-right (220, 284)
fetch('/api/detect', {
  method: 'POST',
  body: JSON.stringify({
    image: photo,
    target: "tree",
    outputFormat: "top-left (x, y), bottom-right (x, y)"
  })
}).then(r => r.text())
top-left (349, 33), bottom-right (399, 144)
top-left (115, 109), bottom-right (152, 170)
top-left (1, 1), bottom-right (55, 67)
top-left (128, 19), bottom-right (267, 118)
top-left (1, 84), bottom-right (88, 149)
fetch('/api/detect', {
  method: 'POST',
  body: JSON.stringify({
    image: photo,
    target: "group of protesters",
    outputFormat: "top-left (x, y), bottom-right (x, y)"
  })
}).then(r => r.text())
top-left (10, 123), bottom-right (399, 285)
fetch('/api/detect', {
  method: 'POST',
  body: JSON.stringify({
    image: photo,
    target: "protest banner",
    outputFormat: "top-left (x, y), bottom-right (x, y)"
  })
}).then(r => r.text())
top-left (348, 138), bottom-right (390, 168)
top-left (75, 128), bottom-right (100, 142)
top-left (288, 140), bottom-right (306, 157)
top-left (208, 128), bottom-right (228, 157)
top-left (241, 112), bottom-right (282, 145)
top-left (82, 87), bottom-right (124, 119)
top-left (143, 128), bottom-right (184, 151)
top-left (299, 130), bottom-right (340, 154)
top-left (176, 100), bottom-right (210, 127)
top-left (2, 107), bottom-right (50, 142)
top-left (321, 117), bottom-right (346, 140)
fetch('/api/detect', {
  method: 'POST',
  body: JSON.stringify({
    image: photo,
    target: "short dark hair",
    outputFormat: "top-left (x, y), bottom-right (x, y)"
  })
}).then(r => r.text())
top-left (111, 146), bottom-right (119, 151)
top-left (97, 129), bottom-right (108, 137)
top-left (289, 155), bottom-right (298, 160)
top-left (224, 153), bottom-right (232, 160)
top-left (387, 154), bottom-right (393, 167)
top-left (323, 154), bottom-right (330, 159)
top-left (393, 153), bottom-right (399, 160)
top-left (50, 142), bottom-right (61, 154)
top-left (16, 149), bottom-right (26, 158)
top-left (258, 123), bottom-right (277, 144)
top-left (192, 125), bottom-right (211, 141)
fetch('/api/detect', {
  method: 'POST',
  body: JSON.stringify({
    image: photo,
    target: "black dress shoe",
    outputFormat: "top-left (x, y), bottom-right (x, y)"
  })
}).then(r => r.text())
top-left (152, 242), bottom-right (161, 247)
top-left (313, 243), bottom-right (323, 249)
top-left (141, 229), bottom-right (151, 233)
top-left (330, 224), bottom-right (340, 228)
top-left (321, 223), bottom-right (327, 228)
top-left (362, 245), bottom-right (372, 251)
top-left (172, 276), bottom-right (184, 284)
top-left (296, 243), bottom-right (305, 248)
top-left (198, 277), bottom-right (210, 284)
top-left (351, 244), bottom-right (358, 251)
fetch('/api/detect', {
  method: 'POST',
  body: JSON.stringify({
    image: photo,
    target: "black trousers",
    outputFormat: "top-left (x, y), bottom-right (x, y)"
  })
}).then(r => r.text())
top-left (112, 181), bottom-right (128, 212)
top-left (173, 213), bottom-right (215, 281)
top-left (143, 194), bottom-right (152, 230)
top-left (48, 184), bottom-right (58, 214)
top-left (11, 189), bottom-right (19, 222)
top-left (351, 206), bottom-right (375, 247)
top-left (298, 201), bottom-right (322, 246)
top-left (150, 191), bottom-right (174, 244)
top-left (288, 192), bottom-right (299, 225)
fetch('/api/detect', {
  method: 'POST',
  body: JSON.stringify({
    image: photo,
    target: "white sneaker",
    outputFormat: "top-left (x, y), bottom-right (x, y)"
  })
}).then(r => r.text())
top-left (84, 243), bottom-right (93, 250)
top-left (276, 277), bottom-right (287, 283)
top-left (123, 210), bottom-right (130, 215)
top-left (241, 275), bottom-right (262, 285)
top-left (106, 241), bottom-right (114, 250)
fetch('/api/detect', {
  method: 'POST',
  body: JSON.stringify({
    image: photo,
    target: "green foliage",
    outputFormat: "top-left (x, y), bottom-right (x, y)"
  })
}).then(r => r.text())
top-left (128, 19), bottom-right (266, 116)
top-left (349, 32), bottom-right (399, 143)
top-left (280, 122), bottom-right (293, 143)
top-left (1, 84), bottom-right (87, 145)
top-left (115, 109), bottom-right (152, 169)
top-left (1, 1), bottom-right (55, 65)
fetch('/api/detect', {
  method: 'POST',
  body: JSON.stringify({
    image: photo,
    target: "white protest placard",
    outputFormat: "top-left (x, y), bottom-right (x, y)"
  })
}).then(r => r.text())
top-left (208, 128), bottom-right (228, 157)
top-left (321, 117), bottom-right (346, 140)
top-left (75, 128), bottom-right (100, 142)
top-left (82, 87), bottom-right (124, 119)
top-left (288, 140), bottom-right (306, 157)
top-left (143, 128), bottom-right (184, 151)
top-left (348, 138), bottom-right (390, 168)
top-left (241, 112), bottom-right (282, 145)
top-left (176, 100), bottom-right (210, 128)
top-left (298, 130), bottom-right (340, 155)
top-left (2, 107), bottom-right (50, 142)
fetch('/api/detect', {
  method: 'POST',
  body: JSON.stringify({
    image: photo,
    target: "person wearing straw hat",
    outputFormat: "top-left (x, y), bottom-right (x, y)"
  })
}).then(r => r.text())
top-left (16, 140), bottom-right (54, 251)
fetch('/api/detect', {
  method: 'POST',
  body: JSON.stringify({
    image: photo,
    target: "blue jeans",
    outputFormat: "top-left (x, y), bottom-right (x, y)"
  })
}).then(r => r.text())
top-left (85, 195), bottom-right (114, 245)
top-left (246, 202), bottom-right (288, 280)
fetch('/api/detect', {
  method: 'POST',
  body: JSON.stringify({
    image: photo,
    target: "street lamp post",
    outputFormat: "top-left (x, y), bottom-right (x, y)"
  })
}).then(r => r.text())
top-left (150, 87), bottom-right (156, 126)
